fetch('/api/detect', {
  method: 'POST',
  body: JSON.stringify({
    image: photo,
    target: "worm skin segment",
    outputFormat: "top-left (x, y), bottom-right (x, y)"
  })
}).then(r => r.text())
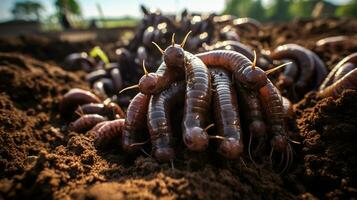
top-left (60, 88), bottom-right (101, 118)
top-left (270, 44), bottom-right (314, 94)
top-left (203, 41), bottom-right (271, 70)
top-left (86, 69), bottom-right (107, 84)
top-left (196, 50), bottom-right (267, 90)
top-left (276, 59), bottom-right (298, 89)
top-left (122, 93), bottom-right (150, 153)
top-left (110, 68), bottom-right (123, 92)
top-left (95, 119), bottom-right (125, 142)
top-left (210, 68), bottom-right (243, 159)
top-left (318, 68), bottom-right (357, 99)
top-left (138, 62), bottom-right (184, 95)
top-left (333, 62), bottom-right (356, 83)
top-left (232, 17), bottom-right (261, 33)
top-left (319, 53), bottom-right (357, 91)
top-left (204, 41), bottom-right (255, 61)
top-left (306, 49), bottom-right (328, 90)
top-left (259, 79), bottom-right (288, 152)
top-left (69, 114), bottom-right (107, 133)
top-left (75, 102), bottom-right (125, 119)
top-left (282, 96), bottom-right (294, 120)
top-left (147, 82), bottom-right (185, 162)
top-left (236, 83), bottom-right (266, 138)
top-left (182, 52), bottom-right (211, 152)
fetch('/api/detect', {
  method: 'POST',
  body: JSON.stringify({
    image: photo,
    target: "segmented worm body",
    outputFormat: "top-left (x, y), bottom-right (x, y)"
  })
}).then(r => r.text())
top-left (60, 88), bottom-right (101, 117)
top-left (333, 62), bottom-right (356, 83)
top-left (196, 50), bottom-right (267, 90)
top-left (122, 93), bottom-right (150, 153)
top-left (210, 68), bottom-right (243, 159)
top-left (181, 52), bottom-right (211, 151)
top-left (276, 59), bottom-right (298, 88)
top-left (319, 53), bottom-right (357, 90)
top-left (95, 119), bottom-right (125, 142)
top-left (75, 102), bottom-right (125, 119)
top-left (147, 81), bottom-right (185, 162)
top-left (318, 68), bottom-right (357, 98)
top-left (259, 79), bottom-right (288, 152)
top-left (69, 114), bottom-right (107, 133)
top-left (270, 44), bottom-right (314, 94)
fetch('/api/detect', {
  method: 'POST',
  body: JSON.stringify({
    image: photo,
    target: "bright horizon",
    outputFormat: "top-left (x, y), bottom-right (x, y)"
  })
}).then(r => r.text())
top-left (0, 0), bottom-right (352, 22)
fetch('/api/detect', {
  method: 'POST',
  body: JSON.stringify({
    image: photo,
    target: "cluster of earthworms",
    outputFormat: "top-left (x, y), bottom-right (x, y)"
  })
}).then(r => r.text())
top-left (64, 6), bottom-right (263, 97)
top-left (60, 9), bottom-right (357, 172)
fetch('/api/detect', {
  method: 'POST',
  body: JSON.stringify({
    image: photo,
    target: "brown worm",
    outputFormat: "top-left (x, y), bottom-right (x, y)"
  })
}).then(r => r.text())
top-left (75, 102), bottom-right (125, 119)
top-left (259, 79), bottom-right (288, 153)
top-left (306, 49), bottom-right (328, 90)
top-left (110, 68), bottom-right (123, 92)
top-left (147, 81), bottom-right (185, 162)
top-left (85, 69), bottom-right (107, 84)
top-left (333, 62), bottom-right (356, 83)
top-left (60, 88), bottom-right (101, 118)
top-left (318, 68), bottom-right (357, 99)
top-left (181, 52), bottom-right (211, 151)
top-left (319, 53), bottom-right (357, 90)
top-left (233, 17), bottom-right (261, 33)
top-left (210, 68), bottom-right (243, 159)
top-left (95, 119), bottom-right (125, 142)
top-left (69, 114), bottom-right (107, 133)
top-left (122, 93), bottom-right (150, 153)
top-left (270, 44), bottom-right (315, 94)
top-left (204, 41), bottom-right (254, 61)
top-left (196, 50), bottom-right (267, 90)
top-left (276, 59), bottom-right (298, 89)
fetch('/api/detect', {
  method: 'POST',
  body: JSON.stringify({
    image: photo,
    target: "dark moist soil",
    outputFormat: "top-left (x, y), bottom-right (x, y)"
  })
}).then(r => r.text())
top-left (0, 18), bottom-right (357, 200)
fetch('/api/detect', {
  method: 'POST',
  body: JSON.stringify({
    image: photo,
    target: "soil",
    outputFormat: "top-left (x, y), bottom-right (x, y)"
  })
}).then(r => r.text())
top-left (0, 18), bottom-right (357, 200)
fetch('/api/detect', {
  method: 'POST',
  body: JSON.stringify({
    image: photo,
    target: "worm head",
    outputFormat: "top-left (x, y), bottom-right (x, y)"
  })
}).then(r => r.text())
top-left (240, 66), bottom-right (267, 90)
top-left (218, 137), bottom-right (243, 159)
top-left (164, 44), bottom-right (186, 69)
top-left (138, 73), bottom-right (159, 94)
top-left (183, 127), bottom-right (209, 152)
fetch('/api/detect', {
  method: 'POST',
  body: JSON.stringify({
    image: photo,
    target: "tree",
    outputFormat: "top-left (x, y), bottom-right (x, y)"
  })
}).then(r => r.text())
top-left (335, 0), bottom-right (357, 17)
top-left (11, 1), bottom-right (44, 21)
top-left (267, 0), bottom-right (292, 21)
top-left (223, 0), bottom-right (266, 21)
top-left (54, 0), bottom-right (82, 29)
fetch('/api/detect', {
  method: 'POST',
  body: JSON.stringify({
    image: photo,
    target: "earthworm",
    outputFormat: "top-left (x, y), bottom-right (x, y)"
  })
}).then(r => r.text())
top-left (75, 102), bottom-right (125, 119)
top-left (93, 78), bottom-right (115, 97)
top-left (282, 96), bottom-right (294, 120)
top-left (270, 44), bottom-right (314, 94)
top-left (316, 36), bottom-right (348, 47)
top-left (276, 59), bottom-right (298, 89)
top-left (122, 93), bottom-right (150, 153)
top-left (233, 17), bottom-right (261, 33)
top-left (219, 26), bottom-right (240, 41)
top-left (333, 62), bottom-right (356, 83)
top-left (69, 114), bottom-right (107, 133)
top-left (95, 119), bottom-right (125, 142)
top-left (318, 68), bottom-right (357, 99)
top-left (64, 52), bottom-right (95, 72)
top-left (196, 50), bottom-right (268, 90)
top-left (210, 68), bottom-right (243, 159)
top-left (110, 68), bottom-right (123, 92)
top-left (306, 49), bottom-right (328, 90)
top-left (60, 88), bottom-right (101, 118)
top-left (259, 79), bottom-right (288, 153)
top-left (85, 69), bottom-right (107, 84)
top-left (182, 52), bottom-right (211, 151)
top-left (319, 53), bottom-right (357, 90)
top-left (147, 81), bottom-right (185, 162)
top-left (203, 41), bottom-right (254, 61)
top-left (236, 82), bottom-right (266, 161)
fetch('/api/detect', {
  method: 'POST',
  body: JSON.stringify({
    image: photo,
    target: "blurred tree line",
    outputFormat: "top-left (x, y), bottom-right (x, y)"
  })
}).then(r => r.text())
top-left (223, 0), bottom-right (357, 21)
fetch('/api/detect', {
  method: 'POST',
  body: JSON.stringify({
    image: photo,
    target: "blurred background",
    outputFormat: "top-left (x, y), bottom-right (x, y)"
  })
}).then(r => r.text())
top-left (0, 0), bottom-right (356, 31)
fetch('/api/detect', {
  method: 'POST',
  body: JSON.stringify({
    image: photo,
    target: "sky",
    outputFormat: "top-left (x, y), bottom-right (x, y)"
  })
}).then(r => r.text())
top-left (0, 0), bottom-right (352, 21)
